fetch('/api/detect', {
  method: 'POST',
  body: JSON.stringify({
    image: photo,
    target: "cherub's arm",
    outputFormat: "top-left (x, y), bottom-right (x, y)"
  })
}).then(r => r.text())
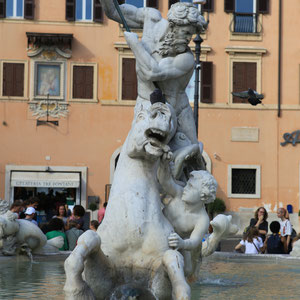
top-left (168, 213), bottom-right (209, 251)
top-left (157, 154), bottom-right (182, 199)
top-left (100, 0), bottom-right (145, 28)
top-left (124, 32), bottom-right (194, 82)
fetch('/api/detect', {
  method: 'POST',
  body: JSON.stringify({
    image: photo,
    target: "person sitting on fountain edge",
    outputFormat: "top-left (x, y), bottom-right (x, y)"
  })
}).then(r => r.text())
top-left (264, 221), bottom-right (287, 254)
top-left (157, 154), bottom-right (217, 277)
top-left (249, 207), bottom-right (268, 242)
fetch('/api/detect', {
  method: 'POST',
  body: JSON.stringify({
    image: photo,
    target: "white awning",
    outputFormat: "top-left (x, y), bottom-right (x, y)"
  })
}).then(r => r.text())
top-left (11, 171), bottom-right (80, 188)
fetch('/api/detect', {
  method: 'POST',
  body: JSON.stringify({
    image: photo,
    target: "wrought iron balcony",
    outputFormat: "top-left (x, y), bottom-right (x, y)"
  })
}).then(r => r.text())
top-left (230, 13), bottom-right (262, 34)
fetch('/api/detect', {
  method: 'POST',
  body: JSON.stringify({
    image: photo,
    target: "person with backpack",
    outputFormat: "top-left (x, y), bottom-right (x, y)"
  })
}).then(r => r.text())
top-left (235, 227), bottom-right (264, 254)
top-left (264, 221), bottom-right (287, 254)
top-left (277, 207), bottom-right (293, 253)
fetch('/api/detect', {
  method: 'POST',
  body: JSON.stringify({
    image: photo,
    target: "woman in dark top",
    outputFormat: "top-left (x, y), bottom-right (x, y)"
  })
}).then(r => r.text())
top-left (250, 207), bottom-right (268, 242)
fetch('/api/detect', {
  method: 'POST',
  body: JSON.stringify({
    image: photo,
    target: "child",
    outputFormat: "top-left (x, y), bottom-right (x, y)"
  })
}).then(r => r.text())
top-left (277, 207), bottom-right (292, 253)
top-left (157, 157), bottom-right (217, 276)
top-left (235, 227), bottom-right (263, 254)
top-left (265, 221), bottom-right (287, 254)
top-left (90, 220), bottom-right (99, 232)
top-left (66, 220), bottom-right (84, 251)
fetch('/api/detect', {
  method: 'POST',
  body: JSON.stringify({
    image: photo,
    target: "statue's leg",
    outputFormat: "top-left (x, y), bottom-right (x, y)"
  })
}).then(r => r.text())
top-left (64, 230), bottom-right (114, 300)
top-left (162, 249), bottom-right (191, 300)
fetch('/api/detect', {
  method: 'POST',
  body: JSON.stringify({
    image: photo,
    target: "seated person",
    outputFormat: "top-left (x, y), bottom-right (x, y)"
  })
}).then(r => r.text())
top-left (66, 220), bottom-right (84, 251)
top-left (24, 207), bottom-right (38, 226)
top-left (265, 221), bottom-right (287, 254)
top-left (249, 207), bottom-right (268, 242)
top-left (46, 218), bottom-right (68, 251)
top-left (90, 220), bottom-right (99, 232)
top-left (235, 227), bottom-right (263, 254)
top-left (157, 156), bottom-right (217, 276)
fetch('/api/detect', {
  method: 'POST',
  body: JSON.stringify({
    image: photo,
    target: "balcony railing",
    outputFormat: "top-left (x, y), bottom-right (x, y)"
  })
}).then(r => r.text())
top-left (230, 13), bottom-right (262, 34)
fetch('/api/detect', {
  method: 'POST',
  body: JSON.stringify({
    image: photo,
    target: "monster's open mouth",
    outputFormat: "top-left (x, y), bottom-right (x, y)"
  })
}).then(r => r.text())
top-left (145, 128), bottom-right (167, 144)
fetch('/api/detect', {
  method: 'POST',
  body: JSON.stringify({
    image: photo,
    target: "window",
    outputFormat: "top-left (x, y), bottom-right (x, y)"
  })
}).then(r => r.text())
top-left (232, 62), bottom-right (256, 103)
top-left (31, 61), bottom-right (65, 101)
top-left (122, 58), bottom-right (137, 101)
top-left (2, 63), bottom-right (24, 96)
top-left (71, 63), bottom-right (98, 102)
top-left (0, 0), bottom-right (34, 19)
top-left (118, 0), bottom-right (158, 8)
top-left (226, 46), bottom-right (266, 104)
top-left (66, 0), bottom-right (102, 22)
top-left (228, 165), bottom-right (261, 198)
top-left (185, 61), bottom-right (213, 104)
top-left (225, 0), bottom-right (269, 34)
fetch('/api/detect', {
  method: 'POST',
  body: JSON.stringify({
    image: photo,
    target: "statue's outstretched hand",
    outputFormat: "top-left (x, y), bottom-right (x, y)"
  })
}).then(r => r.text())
top-left (124, 31), bottom-right (139, 47)
top-left (168, 232), bottom-right (184, 250)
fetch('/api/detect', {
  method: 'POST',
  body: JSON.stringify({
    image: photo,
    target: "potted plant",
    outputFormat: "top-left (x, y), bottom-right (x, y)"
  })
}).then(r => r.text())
top-left (207, 197), bottom-right (226, 220)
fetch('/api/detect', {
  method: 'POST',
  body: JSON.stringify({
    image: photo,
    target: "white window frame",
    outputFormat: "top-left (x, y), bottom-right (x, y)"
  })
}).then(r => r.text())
top-left (6, 0), bottom-right (24, 19)
top-left (225, 47), bottom-right (266, 105)
top-left (30, 60), bottom-right (66, 101)
top-left (0, 59), bottom-right (28, 100)
top-left (69, 62), bottom-right (98, 103)
top-left (76, 0), bottom-right (93, 22)
top-left (228, 164), bottom-right (261, 198)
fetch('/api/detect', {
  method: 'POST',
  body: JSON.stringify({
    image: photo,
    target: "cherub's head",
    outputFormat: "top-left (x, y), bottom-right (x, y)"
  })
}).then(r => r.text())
top-left (182, 170), bottom-right (217, 205)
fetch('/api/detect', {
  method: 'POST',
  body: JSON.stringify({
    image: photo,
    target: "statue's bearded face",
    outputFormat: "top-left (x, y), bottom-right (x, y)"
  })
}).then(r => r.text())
top-left (159, 24), bottom-right (194, 57)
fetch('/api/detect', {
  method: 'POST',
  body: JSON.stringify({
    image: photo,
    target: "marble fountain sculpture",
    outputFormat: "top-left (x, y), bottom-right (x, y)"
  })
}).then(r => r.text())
top-left (0, 210), bottom-right (64, 256)
top-left (63, 2), bottom-right (238, 300)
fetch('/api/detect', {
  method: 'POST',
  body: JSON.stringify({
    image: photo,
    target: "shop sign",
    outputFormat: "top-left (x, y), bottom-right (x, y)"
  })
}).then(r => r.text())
top-left (12, 180), bottom-right (79, 188)
top-left (281, 130), bottom-right (300, 146)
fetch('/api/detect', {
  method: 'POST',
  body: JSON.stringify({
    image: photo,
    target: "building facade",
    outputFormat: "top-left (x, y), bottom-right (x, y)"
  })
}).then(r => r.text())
top-left (0, 0), bottom-right (300, 230)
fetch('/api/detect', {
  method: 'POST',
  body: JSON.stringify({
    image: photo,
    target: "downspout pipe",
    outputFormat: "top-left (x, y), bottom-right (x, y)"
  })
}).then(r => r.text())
top-left (278, 0), bottom-right (282, 117)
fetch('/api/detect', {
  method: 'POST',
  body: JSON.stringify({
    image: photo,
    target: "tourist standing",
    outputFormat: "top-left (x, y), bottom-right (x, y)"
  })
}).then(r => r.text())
top-left (66, 220), bottom-right (84, 251)
top-left (97, 202), bottom-right (107, 223)
top-left (9, 200), bottom-right (24, 217)
top-left (24, 207), bottom-right (38, 226)
top-left (277, 207), bottom-right (292, 253)
top-left (53, 204), bottom-right (68, 227)
top-left (249, 207), bottom-right (268, 242)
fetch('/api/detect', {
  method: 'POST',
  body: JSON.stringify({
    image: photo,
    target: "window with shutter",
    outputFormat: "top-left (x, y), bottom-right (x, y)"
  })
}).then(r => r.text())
top-left (66, 0), bottom-right (75, 21)
top-left (146, 0), bottom-right (158, 8)
top-left (94, 0), bottom-right (103, 22)
top-left (201, 62), bottom-right (213, 103)
top-left (3, 63), bottom-right (24, 97)
top-left (0, 0), bottom-right (6, 18)
top-left (257, 0), bottom-right (269, 14)
top-left (24, 0), bottom-right (34, 19)
top-left (73, 66), bottom-right (94, 99)
top-left (224, 0), bottom-right (234, 13)
top-left (6, 0), bottom-right (26, 18)
top-left (202, 0), bottom-right (214, 13)
top-left (232, 62), bottom-right (256, 103)
top-left (122, 58), bottom-right (137, 101)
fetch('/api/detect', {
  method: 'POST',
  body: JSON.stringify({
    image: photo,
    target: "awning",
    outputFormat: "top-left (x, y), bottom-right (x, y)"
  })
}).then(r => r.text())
top-left (11, 171), bottom-right (80, 188)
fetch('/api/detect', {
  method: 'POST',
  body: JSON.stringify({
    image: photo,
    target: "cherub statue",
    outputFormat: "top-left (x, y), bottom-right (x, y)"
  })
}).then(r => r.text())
top-left (158, 155), bottom-right (217, 277)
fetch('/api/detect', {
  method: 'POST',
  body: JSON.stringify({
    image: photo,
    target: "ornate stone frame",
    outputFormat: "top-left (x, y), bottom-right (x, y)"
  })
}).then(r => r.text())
top-left (30, 59), bottom-right (66, 101)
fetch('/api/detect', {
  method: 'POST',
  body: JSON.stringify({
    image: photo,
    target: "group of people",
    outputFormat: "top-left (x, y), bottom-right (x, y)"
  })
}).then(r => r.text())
top-left (9, 198), bottom-right (102, 251)
top-left (235, 207), bottom-right (299, 254)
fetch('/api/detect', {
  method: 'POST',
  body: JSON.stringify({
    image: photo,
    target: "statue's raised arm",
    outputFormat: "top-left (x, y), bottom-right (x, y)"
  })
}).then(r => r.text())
top-left (100, 0), bottom-right (147, 29)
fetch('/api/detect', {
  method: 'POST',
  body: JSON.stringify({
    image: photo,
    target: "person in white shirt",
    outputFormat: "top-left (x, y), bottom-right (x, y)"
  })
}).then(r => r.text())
top-left (25, 207), bottom-right (38, 226)
top-left (277, 207), bottom-right (292, 252)
top-left (235, 227), bottom-right (263, 254)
